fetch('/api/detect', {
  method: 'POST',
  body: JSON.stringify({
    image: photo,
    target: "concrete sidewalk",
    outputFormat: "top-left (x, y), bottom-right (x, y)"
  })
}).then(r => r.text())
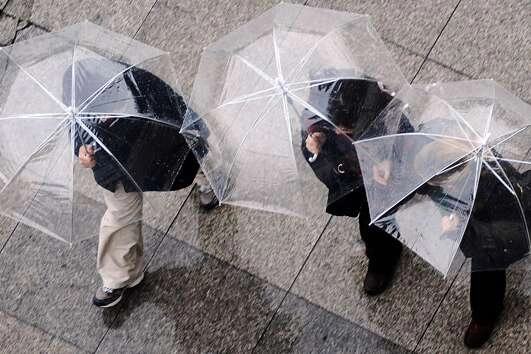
top-left (0, 0), bottom-right (529, 353)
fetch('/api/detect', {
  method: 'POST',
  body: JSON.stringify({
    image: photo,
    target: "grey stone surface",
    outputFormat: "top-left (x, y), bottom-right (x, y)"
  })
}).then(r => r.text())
top-left (0, 310), bottom-right (83, 353)
top-left (135, 0), bottom-right (306, 97)
top-left (0, 215), bottom-right (17, 250)
top-left (97, 236), bottom-right (285, 353)
top-left (0, 222), bottom-right (164, 351)
top-left (309, 0), bottom-right (461, 70)
top-left (3, 0), bottom-right (34, 19)
top-left (255, 292), bottom-right (411, 353)
top-left (142, 187), bottom-right (193, 235)
top-left (425, 0), bottom-right (531, 101)
top-left (289, 216), bottom-right (458, 350)
top-left (167, 189), bottom-right (330, 290)
top-left (0, 13), bottom-right (18, 45)
top-left (415, 262), bottom-right (530, 353)
top-left (28, 0), bottom-right (156, 36)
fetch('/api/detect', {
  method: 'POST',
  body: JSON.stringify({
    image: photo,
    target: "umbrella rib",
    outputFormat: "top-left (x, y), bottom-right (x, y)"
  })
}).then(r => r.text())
top-left (0, 118), bottom-right (69, 194)
top-left (489, 124), bottom-right (531, 149)
top-left (481, 159), bottom-right (517, 196)
top-left (284, 20), bottom-right (355, 82)
top-left (486, 153), bottom-right (531, 247)
top-left (0, 48), bottom-right (68, 112)
top-left (272, 27), bottom-right (284, 81)
top-left (76, 53), bottom-right (166, 114)
top-left (436, 97), bottom-right (483, 144)
top-left (368, 146), bottom-right (482, 225)
top-left (0, 113), bottom-right (67, 120)
top-left (75, 118), bottom-right (144, 193)
top-left (220, 95), bottom-right (282, 200)
top-left (285, 76), bottom-right (371, 92)
top-left (234, 55), bottom-right (276, 86)
top-left (356, 132), bottom-right (482, 146)
top-left (494, 157), bottom-right (531, 165)
top-left (77, 112), bottom-right (182, 130)
top-left (71, 39), bottom-right (77, 111)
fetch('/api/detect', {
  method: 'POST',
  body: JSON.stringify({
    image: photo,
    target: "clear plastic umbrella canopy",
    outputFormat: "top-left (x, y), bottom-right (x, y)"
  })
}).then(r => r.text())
top-left (0, 21), bottom-right (191, 244)
top-left (182, 3), bottom-right (406, 217)
top-left (355, 80), bottom-right (531, 276)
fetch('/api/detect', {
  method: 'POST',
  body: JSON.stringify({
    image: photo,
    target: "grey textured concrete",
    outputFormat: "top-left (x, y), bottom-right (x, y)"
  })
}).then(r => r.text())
top-left (135, 0), bottom-right (305, 96)
top-left (255, 292), bottom-right (412, 353)
top-left (167, 189), bottom-right (329, 290)
top-left (288, 215), bottom-right (458, 350)
top-left (0, 223), bottom-right (163, 351)
top-left (416, 262), bottom-right (530, 353)
top-left (97, 236), bottom-right (285, 353)
top-left (0, 13), bottom-right (17, 45)
top-left (28, 0), bottom-right (156, 36)
top-left (0, 310), bottom-right (83, 353)
top-left (0, 0), bottom-right (528, 352)
top-left (309, 0), bottom-right (461, 79)
top-left (424, 0), bottom-right (531, 101)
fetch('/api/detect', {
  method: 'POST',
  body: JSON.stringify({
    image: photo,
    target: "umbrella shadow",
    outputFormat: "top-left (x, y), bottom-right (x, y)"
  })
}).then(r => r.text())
top-left (101, 197), bottom-right (296, 351)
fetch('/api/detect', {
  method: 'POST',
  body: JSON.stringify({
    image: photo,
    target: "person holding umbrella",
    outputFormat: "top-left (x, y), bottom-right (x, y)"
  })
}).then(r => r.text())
top-left (409, 139), bottom-right (530, 348)
top-left (356, 81), bottom-right (531, 348)
top-left (68, 58), bottom-right (199, 308)
top-left (302, 75), bottom-right (409, 295)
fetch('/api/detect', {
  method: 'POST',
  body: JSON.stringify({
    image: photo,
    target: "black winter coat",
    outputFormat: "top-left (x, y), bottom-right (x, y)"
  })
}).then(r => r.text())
top-left (301, 78), bottom-right (396, 217)
top-left (64, 59), bottom-right (199, 193)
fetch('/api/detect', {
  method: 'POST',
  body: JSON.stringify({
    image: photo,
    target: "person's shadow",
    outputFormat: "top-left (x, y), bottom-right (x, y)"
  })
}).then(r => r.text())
top-left (101, 191), bottom-right (295, 352)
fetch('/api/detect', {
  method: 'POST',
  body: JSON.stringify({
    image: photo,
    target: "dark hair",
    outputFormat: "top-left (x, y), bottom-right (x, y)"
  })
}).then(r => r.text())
top-left (321, 78), bottom-right (393, 129)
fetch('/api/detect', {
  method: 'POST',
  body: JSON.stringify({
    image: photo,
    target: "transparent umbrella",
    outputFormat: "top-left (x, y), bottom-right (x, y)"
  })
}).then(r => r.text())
top-left (181, 3), bottom-right (406, 217)
top-left (355, 80), bottom-right (531, 276)
top-left (0, 21), bottom-right (195, 244)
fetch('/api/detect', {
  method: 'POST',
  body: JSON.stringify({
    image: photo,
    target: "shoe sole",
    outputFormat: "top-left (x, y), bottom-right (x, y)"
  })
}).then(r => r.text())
top-left (94, 272), bottom-right (145, 308)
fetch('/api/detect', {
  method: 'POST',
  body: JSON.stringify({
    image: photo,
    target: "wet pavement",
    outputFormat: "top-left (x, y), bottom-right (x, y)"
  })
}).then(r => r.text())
top-left (0, 0), bottom-right (529, 352)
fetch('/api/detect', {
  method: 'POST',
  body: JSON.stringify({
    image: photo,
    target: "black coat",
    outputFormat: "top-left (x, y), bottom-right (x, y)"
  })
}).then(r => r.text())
top-left (64, 59), bottom-right (199, 193)
top-left (301, 78), bottom-right (397, 217)
top-left (400, 119), bottom-right (531, 269)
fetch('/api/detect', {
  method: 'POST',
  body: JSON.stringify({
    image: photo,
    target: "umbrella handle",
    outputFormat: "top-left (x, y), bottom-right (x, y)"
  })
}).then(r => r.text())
top-left (308, 153), bottom-right (318, 163)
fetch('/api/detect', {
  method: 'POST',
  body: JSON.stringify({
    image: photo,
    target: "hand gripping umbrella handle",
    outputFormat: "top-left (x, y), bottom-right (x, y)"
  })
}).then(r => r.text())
top-left (308, 153), bottom-right (318, 163)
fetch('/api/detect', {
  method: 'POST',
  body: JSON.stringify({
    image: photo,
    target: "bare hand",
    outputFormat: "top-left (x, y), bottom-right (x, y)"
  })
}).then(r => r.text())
top-left (373, 160), bottom-right (391, 185)
top-left (441, 214), bottom-right (459, 233)
top-left (79, 144), bottom-right (96, 168)
top-left (305, 132), bottom-right (326, 155)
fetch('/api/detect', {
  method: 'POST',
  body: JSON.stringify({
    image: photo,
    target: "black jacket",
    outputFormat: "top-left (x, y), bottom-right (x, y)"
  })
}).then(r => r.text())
top-left (399, 118), bottom-right (531, 269)
top-left (301, 78), bottom-right (396, 217)
top-left (64, 59), bottom-right (199, 193)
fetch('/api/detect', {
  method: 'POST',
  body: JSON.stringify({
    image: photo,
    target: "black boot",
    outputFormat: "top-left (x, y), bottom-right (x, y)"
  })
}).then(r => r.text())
top-left (363, 249), bottom-right (401, 296)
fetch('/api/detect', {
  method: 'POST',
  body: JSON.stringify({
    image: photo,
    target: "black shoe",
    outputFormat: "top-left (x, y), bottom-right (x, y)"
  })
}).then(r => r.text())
top-left (198, 184), bottom-right (219, 210)
top-left (93, 273), bottom-right (144, 308)
top-left (363, 258), bottom-right (400, 296)
top-left (464, 320), bottom-right (496, 349)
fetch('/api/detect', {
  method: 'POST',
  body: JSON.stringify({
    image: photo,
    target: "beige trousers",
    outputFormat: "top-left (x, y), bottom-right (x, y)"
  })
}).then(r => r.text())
top-left (97, 182), bottom-right (144, 289)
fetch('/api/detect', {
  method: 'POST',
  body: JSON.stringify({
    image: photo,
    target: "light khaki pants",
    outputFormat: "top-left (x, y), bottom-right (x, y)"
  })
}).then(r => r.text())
top-left (97, 182), bottom-right (144, 289)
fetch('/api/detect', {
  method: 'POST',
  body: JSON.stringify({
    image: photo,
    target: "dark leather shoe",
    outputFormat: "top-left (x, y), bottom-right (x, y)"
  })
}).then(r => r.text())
top-left (464, 320), bottom-right (496, 349)
top-left (363, 259), bottom-right (399, 296)
top-left (363, 268), bottom-right (394, 296)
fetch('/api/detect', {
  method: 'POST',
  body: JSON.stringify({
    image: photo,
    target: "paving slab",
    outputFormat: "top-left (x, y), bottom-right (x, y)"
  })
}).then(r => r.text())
top-left (3, 0), bottom-right (34, 19)
top-left (134, 0), bottom-right (306, 96)
top-left (0, 221), bottom-right (164, 351)
top-left (415, 261), bottom-right (530, 353)
top-left (254, 292), bottom-right (412, 353)
top-left (97, 236), bottom-right (286, 353)
top-left (0, 12), bottom-right (18, 45)
top-left (308, 0), bottom-right (461, 74)
top-left (424, 0), bottom-right (531, 101)
top-left (0, 310), bottom-right (83, 353)
top-left (288, 215), bottom-right (458, 351)
top-left (167, 188), bottom-right (330, 290)
top-left (27, 0), bottom-right (156, 36)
